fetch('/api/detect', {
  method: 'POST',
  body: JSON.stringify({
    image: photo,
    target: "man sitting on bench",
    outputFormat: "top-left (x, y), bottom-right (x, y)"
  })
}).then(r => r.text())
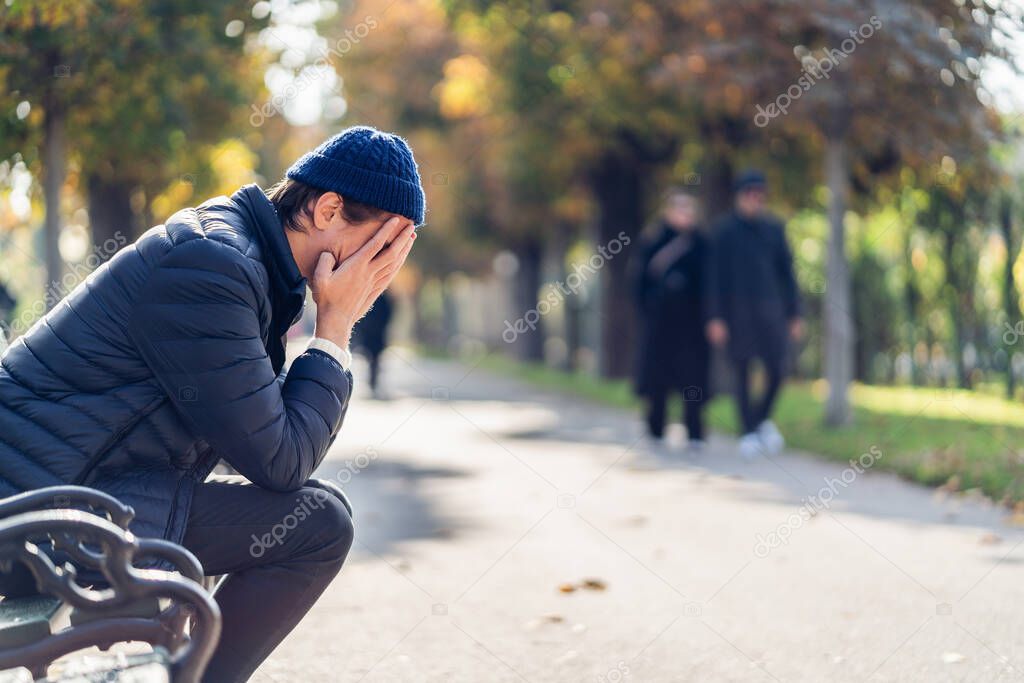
top-left (0, 126), bottom-right (424, 683)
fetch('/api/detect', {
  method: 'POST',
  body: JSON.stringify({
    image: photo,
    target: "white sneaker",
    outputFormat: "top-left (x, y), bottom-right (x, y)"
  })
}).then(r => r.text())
top-left (738, 432), bottom-right (763, 459)
top-left (642, 435), bottom-right (668, 454)
top-left (758, 420), bottom-right (784, 454)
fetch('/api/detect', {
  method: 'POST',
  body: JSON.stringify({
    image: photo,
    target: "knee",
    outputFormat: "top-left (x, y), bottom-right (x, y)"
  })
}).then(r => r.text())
top-left (295, 483), bottom-right (354, 566)
top-left (304, 478), bottom-right (353, 517)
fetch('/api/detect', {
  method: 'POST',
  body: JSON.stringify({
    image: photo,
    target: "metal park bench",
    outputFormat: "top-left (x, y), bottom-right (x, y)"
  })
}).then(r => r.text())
top-left (0, 487), bottom-right (220, 682)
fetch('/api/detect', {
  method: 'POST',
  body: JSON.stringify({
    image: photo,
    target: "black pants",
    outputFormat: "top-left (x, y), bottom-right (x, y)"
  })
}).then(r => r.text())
top-left (183, 475), bottom-right (353, 683)
top-left (734, 354), bottom-right (784, 434)
top-left (645, 389), bottom-right (705, 441)
top-left (0, 476), bottom-right (353, 683)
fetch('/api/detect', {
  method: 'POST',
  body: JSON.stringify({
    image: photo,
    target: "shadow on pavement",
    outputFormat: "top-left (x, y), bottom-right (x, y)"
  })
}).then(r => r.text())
top-left (316, 456), bottom-right (469, 558)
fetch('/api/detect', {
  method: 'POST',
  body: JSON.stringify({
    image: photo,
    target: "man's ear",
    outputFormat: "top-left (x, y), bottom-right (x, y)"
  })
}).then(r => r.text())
top-left (311, 192), bottom-right (344, 232)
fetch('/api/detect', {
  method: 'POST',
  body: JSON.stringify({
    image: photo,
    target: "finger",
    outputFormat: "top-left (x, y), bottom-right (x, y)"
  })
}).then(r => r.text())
top-left (374, 263), bottom-right (398, 286)
top-left (313, 251), bottom-right (337, 281)
top-left (377, 218), bottom-right (411, 254)
top-left (392, 218), bottom-right (414, 242)
top-left (394, 227), bottom-right (416, 261)
top-left (374, 265), bottom-right (399, 287)
top-left (357, 284), bottom-right (390, 320)
top-left (375, 234), bottom-right (414, 281)
top-left (374, 255), bottom-right (407, 287)
top-left (371, 223), bottom-right (415, 262)
top-left (355, 217), bottom-right (403, 261)
top-left (366, 283), bottom-right (388, 303)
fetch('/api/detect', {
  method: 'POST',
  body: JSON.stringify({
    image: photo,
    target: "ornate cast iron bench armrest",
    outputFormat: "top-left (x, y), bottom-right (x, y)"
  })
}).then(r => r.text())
top-left (0, 509), bottom-right (220, 683)
top-left (0, 488), bottom-right (134, 530)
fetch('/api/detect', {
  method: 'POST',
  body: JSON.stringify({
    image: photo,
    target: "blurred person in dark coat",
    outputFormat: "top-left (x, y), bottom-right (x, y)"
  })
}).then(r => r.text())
top-left (0, 280), bottom-right (14, 319)
top-left (705, 170), bottom-right (803, 458)
top-left (0, 280), bottom-right (14, 354)
top-left (632, 189), bottom-right (710, 451)
top-left (0, 278), bottom-right (12, 352)
top-left (353, 289), bottom-right (393, 397)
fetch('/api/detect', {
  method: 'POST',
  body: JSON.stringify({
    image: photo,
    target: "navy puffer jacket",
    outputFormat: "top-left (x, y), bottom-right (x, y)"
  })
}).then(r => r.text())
top-left (0, 185), bottom-right (353, 544)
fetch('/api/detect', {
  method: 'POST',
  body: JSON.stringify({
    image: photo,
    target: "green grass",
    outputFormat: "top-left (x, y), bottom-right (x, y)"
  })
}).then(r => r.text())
top-left (470, 354), bottom-right (1024, 506)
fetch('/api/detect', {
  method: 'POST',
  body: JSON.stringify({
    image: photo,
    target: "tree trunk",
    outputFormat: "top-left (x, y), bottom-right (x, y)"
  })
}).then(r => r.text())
top-left (902, 234), bottom-right (924, 386)
top-left (413, 284), bottom-right (438, 349)
top-left (589, 150), bottom-right (647, 378)
top-left (698, 115), bottom-right (746, 221)
top-left (87, 174), bottom-right (138, 253)
top-left (941, 229), bottom-right (972, 390)
top-left (552, 231), bottom-right (580, 372)
top-left (701, 154), bottom-right (734, 223)
top-left (823, 133), bottom-right (854, 426)
top-left (441, 277), bottom-right (458, 351)
top-left (41, 93), bottom-right (66, 309)
top-left (512, 239), bottom-right (545, 362)
top-left (1001, 197), bottom-right (1018, 399)
top-left (564, 293), bottom-right (581, 371)
top-left (949, 306), bottom-right (969, 388)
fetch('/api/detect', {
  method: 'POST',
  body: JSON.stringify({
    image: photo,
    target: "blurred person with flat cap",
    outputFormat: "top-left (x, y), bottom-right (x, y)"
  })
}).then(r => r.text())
top-left (0, 126), bottom-right (424, 683)
top-left (705, 170), bottom-right (803, 459)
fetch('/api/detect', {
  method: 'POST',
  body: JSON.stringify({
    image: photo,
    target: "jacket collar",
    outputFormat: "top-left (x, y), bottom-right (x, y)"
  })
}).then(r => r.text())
top-left (232, 184), bottom-right (307, 349)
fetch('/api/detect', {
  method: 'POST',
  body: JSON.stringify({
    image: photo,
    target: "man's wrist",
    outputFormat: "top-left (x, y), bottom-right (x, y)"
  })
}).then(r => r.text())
top-left (307, 337), bottom-right (352, 370)
top-left (314, 319), bottom-right (353, 349)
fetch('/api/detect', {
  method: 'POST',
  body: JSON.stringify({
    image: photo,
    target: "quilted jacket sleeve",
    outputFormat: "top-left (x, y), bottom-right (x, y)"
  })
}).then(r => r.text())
top-left (127, 238), bottom-right (352, 492)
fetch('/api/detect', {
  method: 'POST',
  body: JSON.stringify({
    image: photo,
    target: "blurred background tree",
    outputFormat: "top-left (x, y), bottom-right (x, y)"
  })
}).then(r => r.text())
top-left (1, 0), bottom-right (270, 305)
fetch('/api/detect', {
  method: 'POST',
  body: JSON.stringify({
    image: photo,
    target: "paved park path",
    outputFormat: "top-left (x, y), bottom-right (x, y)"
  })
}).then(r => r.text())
top-left (255, 351), bottom-right (1024, 682)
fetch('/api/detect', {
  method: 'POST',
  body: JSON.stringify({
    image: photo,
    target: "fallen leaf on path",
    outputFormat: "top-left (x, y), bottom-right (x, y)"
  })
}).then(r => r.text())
top-left (979, 532), bottom-right (1002, 545)
top-left (525, 613), bottom-right (565, 630)
top-left (558, 578), bottom-right (608, 593)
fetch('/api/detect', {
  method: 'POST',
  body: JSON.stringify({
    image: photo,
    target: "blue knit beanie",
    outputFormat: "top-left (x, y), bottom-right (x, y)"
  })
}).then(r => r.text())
top-left (286, 126), bottom-right (426, 225)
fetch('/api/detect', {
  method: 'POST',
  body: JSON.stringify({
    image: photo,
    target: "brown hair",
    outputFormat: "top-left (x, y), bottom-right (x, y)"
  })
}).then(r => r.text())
top-left (266, 178), bottom-right (385, 232)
